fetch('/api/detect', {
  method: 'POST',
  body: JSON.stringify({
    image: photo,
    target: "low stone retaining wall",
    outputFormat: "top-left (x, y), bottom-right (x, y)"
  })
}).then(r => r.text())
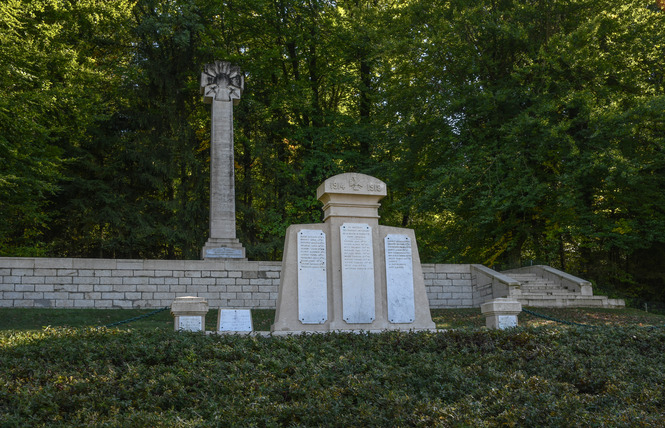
top-left (422, 264), bottom-right (474, 307)
top-left (0, 257), bottom-right (486, 309)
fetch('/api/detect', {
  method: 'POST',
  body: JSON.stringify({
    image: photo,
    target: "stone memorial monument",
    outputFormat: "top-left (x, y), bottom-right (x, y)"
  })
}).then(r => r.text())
top-left (200, 60), bottom-right (246, 260)
top-left (272, 173), bottom-right (436, 333)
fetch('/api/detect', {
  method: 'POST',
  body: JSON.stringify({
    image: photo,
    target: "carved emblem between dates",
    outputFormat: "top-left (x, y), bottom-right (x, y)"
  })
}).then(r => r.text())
top-left (349, 176), bottom-right (363, 191)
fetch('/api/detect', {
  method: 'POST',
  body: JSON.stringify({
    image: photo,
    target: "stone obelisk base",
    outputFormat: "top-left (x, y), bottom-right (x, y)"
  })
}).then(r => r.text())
top-left (202, 238), bottom-right (247, 260)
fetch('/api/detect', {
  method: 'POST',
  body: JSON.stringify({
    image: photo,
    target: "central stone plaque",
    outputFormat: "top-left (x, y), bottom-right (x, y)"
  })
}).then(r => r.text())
top-left (297, 230), bottom-right (328, 324)
top-left (385, 234), bottom-right (415, 323)
top-left (340, 223), bottom-right (375, 324)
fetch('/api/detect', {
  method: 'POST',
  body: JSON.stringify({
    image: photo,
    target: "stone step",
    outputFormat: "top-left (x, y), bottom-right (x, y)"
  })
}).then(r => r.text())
top-left (520, 290), bottom-right (577, 297)
top-left (507, 274), bottom-right (541, 280)
top-left (520, 282), bottom-right (560, 288)
top-left (509, 273), bottom-right (575, 293)
top-left (518, 296), bottom-right (612, 308)
top-left (503, 267), bottom-right (625, 308)
top-left (520, 284), bottom-right (572, 292)
top-left (508, 275), bottom-right (557, 285)
top-left (521, 282), bottom-right (563, 288)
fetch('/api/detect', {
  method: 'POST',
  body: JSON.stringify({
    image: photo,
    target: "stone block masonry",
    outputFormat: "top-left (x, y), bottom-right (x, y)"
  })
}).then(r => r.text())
top-left (0, 258), bottom-right (487, 309)
top-left (0, 258), bottom-right (281, 309)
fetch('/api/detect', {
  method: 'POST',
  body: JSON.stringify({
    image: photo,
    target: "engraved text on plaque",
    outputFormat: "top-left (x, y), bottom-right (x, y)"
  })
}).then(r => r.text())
top-left (340, 223), bottom-right (375, 324)
top-left (178, 316), bottom-right (203, 332)
top-left (218, 309), bottom-right (253, 332)
top-left (297, 230), bottom-right (328, 324)
top-left (385, 234), bottom-right (415, 323)
top-left (498, 315), bottom-right (518, 330)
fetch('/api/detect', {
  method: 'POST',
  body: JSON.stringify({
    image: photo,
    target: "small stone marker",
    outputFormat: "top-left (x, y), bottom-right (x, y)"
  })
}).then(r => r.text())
top-left (480, 298), bottom-right (522, 330)
top-left (217, 309), bottom-right (253, 332)
top-left (171, 296), bottom-right (209, 332)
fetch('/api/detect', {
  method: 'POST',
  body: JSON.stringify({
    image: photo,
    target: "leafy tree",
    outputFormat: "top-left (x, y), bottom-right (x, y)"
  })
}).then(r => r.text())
top-left (0, 0), bottom-right (134, 255)
top-left (224, 0), bottom-right (394, 259)
top-left (48, 0), bottom-right (230, 259)
top-left (2, 0), bottom-right (664, 302)
top-left (380, 0), bottom-right (665, 298)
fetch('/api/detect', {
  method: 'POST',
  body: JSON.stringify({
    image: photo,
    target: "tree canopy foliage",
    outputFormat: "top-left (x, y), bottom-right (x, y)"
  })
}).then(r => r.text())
top-left (1, 0), bottom-right (664, 301)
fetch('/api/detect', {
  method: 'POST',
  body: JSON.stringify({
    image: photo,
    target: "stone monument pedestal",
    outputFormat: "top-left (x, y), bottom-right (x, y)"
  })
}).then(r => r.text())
top-left (171, 296), bottom-right (209, 332)
top-left (480, 298), bottom-right (522, 329)
top-left (201, 239), bottom-right (246, 260)
top-left (271, 173), bottom-right (436, 333)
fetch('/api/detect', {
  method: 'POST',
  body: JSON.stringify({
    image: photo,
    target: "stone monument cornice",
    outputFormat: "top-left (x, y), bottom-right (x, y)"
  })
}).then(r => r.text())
top-left (316, 173), bottom-right (387, 198)
top-left (317, 173), bottom-right (386, 221)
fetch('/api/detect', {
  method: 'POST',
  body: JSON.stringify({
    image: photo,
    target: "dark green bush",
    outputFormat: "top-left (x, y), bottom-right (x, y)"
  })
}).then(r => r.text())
top-left (1, 326), bottom-right (664, 426)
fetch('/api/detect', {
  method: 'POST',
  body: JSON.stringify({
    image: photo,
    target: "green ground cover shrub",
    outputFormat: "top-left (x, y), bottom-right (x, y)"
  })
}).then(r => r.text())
top-left (2, 307), bottom-right (663, 332)
top-left (1, 324), bottom-right (664, 426)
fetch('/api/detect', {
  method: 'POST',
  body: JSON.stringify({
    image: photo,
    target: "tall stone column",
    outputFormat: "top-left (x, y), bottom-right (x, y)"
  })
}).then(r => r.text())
top-left (200, 61), bottom-right (246, 260)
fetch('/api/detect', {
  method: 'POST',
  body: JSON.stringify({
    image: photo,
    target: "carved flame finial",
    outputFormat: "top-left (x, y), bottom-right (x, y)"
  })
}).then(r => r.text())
top-left (200, 61), bottom-right (244, 104)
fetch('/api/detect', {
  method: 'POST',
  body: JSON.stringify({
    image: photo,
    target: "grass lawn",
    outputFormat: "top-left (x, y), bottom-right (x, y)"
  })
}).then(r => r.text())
top-left (0, 306), bottom-right (663, 332)
top-left (0, 307), bottom-right (276, 332)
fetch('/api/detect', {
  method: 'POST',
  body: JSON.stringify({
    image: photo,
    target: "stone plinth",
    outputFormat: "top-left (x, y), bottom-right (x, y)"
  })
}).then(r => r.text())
top-left (272, 173), bottom-right (436, 333)
top-left (171, 296), bottom-right (209, 332)
top-left (480, 298), bottom-right (522, 329)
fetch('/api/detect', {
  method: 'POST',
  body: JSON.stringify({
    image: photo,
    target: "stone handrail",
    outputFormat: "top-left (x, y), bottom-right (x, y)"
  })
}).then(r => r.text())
top-left (471, 264), bottom-right (521, 303)
top-left (538, 265), bottom-right (593, 296)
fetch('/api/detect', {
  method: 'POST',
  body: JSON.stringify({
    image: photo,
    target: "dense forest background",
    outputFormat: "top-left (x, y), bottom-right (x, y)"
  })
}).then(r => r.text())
top-left (1, 0), bottom-right (664, 302)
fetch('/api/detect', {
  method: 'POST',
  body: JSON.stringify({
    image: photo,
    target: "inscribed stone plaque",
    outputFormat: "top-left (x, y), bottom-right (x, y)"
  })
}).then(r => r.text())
top-left (497, 315), bottom-right (518, 330)
top-left (385, 234), bottom-right (415, 324)
top-left (218, 309), bottom-right (253, 332)
top-left (178, 316), bottom-right (203, 332)
top-left (297, 230), bottom-right (328, 324)
top-left (205, 247), bottom-right (244, 258)
top-left (340, 223), bottom-right (375, 324)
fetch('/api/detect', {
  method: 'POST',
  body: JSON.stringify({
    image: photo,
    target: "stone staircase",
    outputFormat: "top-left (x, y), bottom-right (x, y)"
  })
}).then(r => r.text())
top-left (501, 269), bottom-right (625, 308)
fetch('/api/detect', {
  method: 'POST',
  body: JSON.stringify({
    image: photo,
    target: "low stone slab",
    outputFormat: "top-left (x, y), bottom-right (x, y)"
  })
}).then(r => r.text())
top-left (217, 308), bottom-right (253, 332)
